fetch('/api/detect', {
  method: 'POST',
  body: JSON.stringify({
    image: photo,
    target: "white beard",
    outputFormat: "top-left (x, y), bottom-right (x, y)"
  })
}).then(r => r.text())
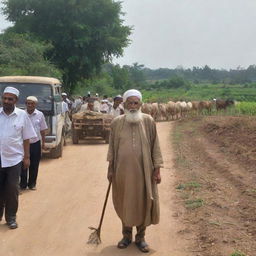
top-left (125, 109), bottom-right (142, 123)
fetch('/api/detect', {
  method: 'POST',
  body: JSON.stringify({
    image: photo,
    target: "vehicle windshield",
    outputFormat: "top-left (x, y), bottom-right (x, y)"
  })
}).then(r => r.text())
top-left (0, 82), bottom-right (53, 111)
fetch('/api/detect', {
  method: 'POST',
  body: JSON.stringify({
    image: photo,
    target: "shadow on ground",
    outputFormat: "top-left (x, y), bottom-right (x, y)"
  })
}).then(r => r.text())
top-left (86, 244), bottom-right (156, 256)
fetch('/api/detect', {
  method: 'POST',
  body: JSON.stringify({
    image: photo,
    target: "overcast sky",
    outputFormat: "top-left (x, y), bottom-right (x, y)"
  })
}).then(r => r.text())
top-left (1, 0), bottom-right (256, 70)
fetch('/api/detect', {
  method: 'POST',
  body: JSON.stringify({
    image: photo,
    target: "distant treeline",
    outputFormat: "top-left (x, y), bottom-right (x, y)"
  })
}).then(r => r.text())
top-left (99, 63), bottom-right (256, 93)
top-left (142, 65), bottom-right (256, 85)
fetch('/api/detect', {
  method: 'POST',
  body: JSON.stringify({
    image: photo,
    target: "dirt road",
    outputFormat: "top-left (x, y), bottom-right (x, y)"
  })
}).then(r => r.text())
top-left (0, 122), bottom-right (192, 256)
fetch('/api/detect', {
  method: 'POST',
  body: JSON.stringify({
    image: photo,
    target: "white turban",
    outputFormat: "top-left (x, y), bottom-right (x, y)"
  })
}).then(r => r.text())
top-left (3, 87), bottom-right (20, 97)
top-left (26, 96), bottom-right (38, 103)
top-left (123, 89), bottom-right (142, 102)
top-left (61, 92), bottom-right (67, 96)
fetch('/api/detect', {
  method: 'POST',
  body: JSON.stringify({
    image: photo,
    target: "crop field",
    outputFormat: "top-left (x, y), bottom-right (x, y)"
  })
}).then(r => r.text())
top-left (204, 102), bottom-right (256, 116)
top-left (142, 83), bottom-right (256, 103)
top-left (235, 102), bottom-right (256, 115)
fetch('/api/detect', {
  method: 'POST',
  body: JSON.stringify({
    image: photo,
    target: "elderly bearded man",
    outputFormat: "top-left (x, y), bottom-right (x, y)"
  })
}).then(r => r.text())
top-left (107, 89), bottom-right (163, 253)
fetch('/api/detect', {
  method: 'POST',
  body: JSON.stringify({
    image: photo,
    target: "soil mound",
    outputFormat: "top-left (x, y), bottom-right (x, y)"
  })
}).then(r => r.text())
top-left (202, 116), bottom-right (256, 169)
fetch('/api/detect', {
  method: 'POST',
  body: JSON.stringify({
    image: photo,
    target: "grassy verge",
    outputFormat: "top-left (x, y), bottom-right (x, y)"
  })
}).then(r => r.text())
top-left (230, 251), bottom-right (246, 256)
top-left (172, 119), bottom-right (204, 210)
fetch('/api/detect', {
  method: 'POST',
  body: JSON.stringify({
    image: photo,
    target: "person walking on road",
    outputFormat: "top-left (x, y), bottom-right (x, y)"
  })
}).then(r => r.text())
top-left (20, 96), bottom-right (48, 191)
top-left (61, 93), bottom-right (70, 114)
top-left (0, 87), bottom-right (36, 229)
top-left (107, 89), bottom-right (163, 253)
top-left (61, 92), bottom-right (71, 140)
top-left (109, 95), bottom-right (124, 117)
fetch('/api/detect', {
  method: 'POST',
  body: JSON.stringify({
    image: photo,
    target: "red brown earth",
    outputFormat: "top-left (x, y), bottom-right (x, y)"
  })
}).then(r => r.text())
top-left (173, 116), bottom-right (256, 256)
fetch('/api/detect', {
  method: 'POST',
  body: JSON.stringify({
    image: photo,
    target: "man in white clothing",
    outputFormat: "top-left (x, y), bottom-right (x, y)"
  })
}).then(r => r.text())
top-left (0, 87), bottom-right (36, 229)
top-left (61, 93), bottom-right (69, 114)
top-left (109, 95), bottom-right (124, 117)
top-left (20, 96), bottom-right (48, 191)
top-left (100, 99), bottom-right (110, 113)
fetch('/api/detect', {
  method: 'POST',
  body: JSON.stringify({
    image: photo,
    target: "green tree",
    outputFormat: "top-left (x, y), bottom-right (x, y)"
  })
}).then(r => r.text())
top-left (126, 63), bottom-right (146, 87)
top-left (2, 0), bottom-right (131, 92)
top-left (0, 32), bottom-right (61, 77)
top-left (110, 64), bottom-right (130, 90)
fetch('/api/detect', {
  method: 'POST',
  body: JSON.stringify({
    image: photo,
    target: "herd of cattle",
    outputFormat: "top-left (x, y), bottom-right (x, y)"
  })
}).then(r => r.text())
top-left (141, 99), bottom-right (235, 121)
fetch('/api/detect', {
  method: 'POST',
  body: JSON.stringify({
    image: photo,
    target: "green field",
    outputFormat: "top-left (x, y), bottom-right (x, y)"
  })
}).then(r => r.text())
top-left (142, 83), bottom-right (256, 103)
top-left (207, 102), bottom-right (256, 116)
top-left (235, 102), bottom-right (256, 115)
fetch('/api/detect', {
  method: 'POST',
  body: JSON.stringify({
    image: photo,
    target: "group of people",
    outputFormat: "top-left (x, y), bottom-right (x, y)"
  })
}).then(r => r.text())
top-left (0, 87), bottom-right (163, 253)
top-left (61, 92), bottom-right (125, 117)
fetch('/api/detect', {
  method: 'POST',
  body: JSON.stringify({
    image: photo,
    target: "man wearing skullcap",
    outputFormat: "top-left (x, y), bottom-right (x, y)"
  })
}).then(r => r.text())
top-left (79, 97), bottom-right (100, 112)
top-left (107, 89), bottom-right (163, 253)
top-left (109, 95), bottom-right (124, 117)
top-left (0, 87), bottom-right (36, 229)
top-left (20, 96), bottom-right (48, 191)
top-left (100, 99), bottom-right (110, 113)
top-left (61, 92), bottom-right (70, 113)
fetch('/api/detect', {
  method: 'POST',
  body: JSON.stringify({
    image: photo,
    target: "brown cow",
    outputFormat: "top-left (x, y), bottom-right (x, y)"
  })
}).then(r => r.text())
top-left (198, 100), bottom-right (214, 113)
top-left (150, 103), bottom-right (159, 121)
top-left (141, 103), bottom-right (152, 115)
top-left (215, 99), bottom-right (234, 111)
top-left (166, 101), bottom-right (180, 120)
top-left (191, 101), bottom-right (200, 115)
top-left (158, 103), bottom-right (167, 121)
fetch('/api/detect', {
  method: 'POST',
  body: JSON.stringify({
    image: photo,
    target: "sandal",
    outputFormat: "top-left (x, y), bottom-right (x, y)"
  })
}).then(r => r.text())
top-left (135, 240), bottom-right (150, 253)
top-left (117, 237), bottom-right (132, 249)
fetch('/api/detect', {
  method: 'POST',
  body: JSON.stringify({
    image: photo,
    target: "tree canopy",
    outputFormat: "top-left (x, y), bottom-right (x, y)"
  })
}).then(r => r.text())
top-left (0, 32), bottom-right (61, 77)
top-left (2, 0), bottom-right (131, 91)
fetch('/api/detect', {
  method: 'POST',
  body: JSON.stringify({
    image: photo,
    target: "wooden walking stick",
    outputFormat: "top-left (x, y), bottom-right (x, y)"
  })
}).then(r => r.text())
top-left (87, 181), bottom-right (112, 245)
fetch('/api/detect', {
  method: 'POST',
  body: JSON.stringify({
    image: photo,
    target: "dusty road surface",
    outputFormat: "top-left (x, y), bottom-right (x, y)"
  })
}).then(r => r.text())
top-left (0, 122), bottom-right (192, 256)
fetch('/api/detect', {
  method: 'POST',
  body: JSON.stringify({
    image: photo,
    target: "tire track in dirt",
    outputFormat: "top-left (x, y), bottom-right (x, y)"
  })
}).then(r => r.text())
top-left (173, 118), bottom-right (256, 256)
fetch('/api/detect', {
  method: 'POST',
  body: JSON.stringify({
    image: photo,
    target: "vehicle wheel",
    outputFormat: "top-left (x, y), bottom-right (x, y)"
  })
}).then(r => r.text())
top-left (49, 136), bottom-right (64, 158)
top-left (104, 131), bottom-right (110, 144)
top-left (72, 128), bottom-right (79, 144)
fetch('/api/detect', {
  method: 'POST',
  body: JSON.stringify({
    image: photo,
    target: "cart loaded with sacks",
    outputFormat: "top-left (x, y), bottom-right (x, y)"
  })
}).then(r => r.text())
top-left (72, 111), bottom-right (113, 144)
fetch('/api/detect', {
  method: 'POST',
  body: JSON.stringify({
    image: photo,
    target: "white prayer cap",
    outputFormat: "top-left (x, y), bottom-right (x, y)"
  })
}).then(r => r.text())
top-left (3, 86), bottom-right (20, 97)
top-left (123, 89), bottom-right (142, 102)
top-left (114, 94), bottom-right (122, 99)
top-left (26, 96), bottom-right (38, 103)
top-left (61, 92), bottom-right (67, 96)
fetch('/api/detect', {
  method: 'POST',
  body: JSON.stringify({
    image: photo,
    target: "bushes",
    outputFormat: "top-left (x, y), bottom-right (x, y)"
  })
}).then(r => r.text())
top-left (235, 102), bottom-right (256, 115)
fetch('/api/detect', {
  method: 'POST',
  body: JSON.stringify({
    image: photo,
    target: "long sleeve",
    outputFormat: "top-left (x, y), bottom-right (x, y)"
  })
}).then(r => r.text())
top-left (107, 126), bottom-right (114, 162)
top-left (151, 122), bottom-right (164, 169)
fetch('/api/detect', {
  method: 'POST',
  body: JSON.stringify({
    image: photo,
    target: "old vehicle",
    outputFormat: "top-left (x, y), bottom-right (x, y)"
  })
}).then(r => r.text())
top-left (72, 111), bottom-right (113, 144)
top-left (0, 76), bottom-right (66, 158)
